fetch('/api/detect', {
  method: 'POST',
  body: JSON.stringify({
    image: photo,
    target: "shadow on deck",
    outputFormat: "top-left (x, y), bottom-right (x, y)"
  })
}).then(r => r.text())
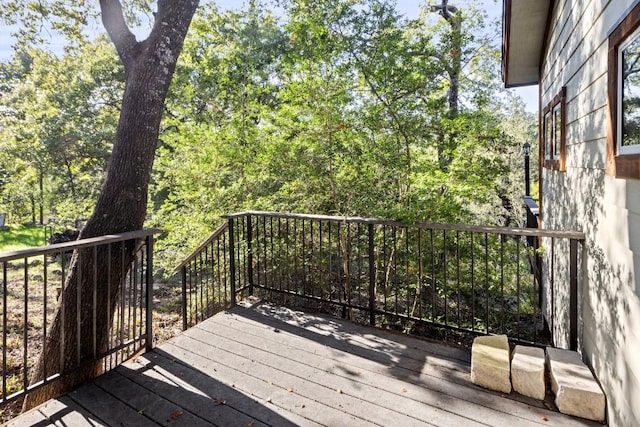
top-left (8, 302), bottom-right (600, 427)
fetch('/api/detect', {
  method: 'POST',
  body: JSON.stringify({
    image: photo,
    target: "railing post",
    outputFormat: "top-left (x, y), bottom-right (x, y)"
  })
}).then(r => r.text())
top-left (569, 238), bottom-right (578, 351)
top-left (145, 235), bottom-right (154, 352)
top-left (247, 215), bottom-right (254, 296)
top-left (181, 266), bottom-right (188, 330)
top-left (368, 223), bottom-right (375, 326)
top-left (228, 217), bottom-right (237, 306)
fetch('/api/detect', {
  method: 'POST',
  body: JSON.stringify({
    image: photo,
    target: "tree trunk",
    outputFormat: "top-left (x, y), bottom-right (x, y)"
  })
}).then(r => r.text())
top-left (23, 0), bottom-right (199, 410)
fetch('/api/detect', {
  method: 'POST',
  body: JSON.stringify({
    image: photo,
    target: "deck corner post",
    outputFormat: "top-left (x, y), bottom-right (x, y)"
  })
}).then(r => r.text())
top-left (229, 217), bottom-right (237, 306)
top-left (569, 238), bottom-right (579, 351)
top-left (368, 223), bottom-right (376, 326)
top-left (247, 215), bottom-right (254, 296)
top-left (181, 266), bottom-right (188, 330)
top-left (145, 234), bottom-right (154, 352)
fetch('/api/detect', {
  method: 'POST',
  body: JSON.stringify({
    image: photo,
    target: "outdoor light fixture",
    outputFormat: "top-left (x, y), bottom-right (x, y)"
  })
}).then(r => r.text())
top-left (523, 142), bottom-right (531, 196)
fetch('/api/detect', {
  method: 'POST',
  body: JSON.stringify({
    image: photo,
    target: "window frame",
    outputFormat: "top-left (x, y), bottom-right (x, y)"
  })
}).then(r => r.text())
top-left (541, 87), bottom-right (566, 171)
top-left (617, 24), bottom-right (640, 156)
top-left (607, 1), bottom-right (640, 178)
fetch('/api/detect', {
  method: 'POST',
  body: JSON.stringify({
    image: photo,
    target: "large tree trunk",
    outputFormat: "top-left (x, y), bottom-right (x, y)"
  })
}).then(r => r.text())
top-left (23, 0), bottom-right (199, 410)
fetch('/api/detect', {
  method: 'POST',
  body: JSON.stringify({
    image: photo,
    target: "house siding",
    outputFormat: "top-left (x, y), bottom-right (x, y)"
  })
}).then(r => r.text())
top-left (540, 0), bottom-right (640, 425)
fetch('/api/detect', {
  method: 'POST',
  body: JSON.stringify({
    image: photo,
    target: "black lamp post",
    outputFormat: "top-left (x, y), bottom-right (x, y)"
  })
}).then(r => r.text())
top-left (523, 142), bottom-right (531, 196)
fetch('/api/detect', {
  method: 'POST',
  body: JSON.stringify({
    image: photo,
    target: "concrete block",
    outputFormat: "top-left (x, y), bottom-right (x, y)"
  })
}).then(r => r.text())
top-left (546, 347), bottom-right (606, 422)
top-left (511, 345), bottom-right (546, 400)
top-left (471, 335), bottom-right (511, 393)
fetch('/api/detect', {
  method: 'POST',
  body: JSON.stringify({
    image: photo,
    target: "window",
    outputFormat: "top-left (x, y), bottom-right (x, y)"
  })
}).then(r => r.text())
top-left (541, 87), bottom-right (566, 171)
top-left (618, 26), bottom-right (640, 155)
top-left (608, 2), bottom-right (640, 178)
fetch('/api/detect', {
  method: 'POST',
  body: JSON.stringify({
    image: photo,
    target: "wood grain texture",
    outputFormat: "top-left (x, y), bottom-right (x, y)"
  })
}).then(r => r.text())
top-left (8, 303), bottom-right (602, 427)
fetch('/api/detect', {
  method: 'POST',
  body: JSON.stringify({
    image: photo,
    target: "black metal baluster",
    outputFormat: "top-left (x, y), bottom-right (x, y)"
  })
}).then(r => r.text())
top-left (270, 216), bottom-right (275, 291)
top-left (181, 266), bottom-right (187, 331)
top-left (393, 226), bottom-right (398, 315)
top-left (228, 218), bottom-right (236, 306)
top-left (76, 250), bottom-right (82, 366)
top-left (417, 228), bottom-right (423, 320)
top-left (405, 227), bottom-right (410, 318)
top-left (248, 218), bottom-right (254, 296)
top-left (278, 217), bottom-right (283, 295)
top-left (471, 232), bottom-right (475, 332)
top-left (368, 223), bottom-right (375, 326)
top-left (42, 254), bottom-right (48, 378)
top-left (92, 246), bottom-right (98, 359)
top-left (2, 262), bottom-right (7, 401)
top-left (456, 231), bottom-right (461, 329)
top-left (569, 239), bottom-right (578, 351)
top-left (145, 235), bottom-right (154, 352)
top-left (516, 236), bottom-right (521, 342)
top-left (500, 237), bottom-right (505, 334)
top-left (485, 233), bottom-right (489, 334)
top-left (326, 220), bottom-right (332, 301)
top-left (430, 228), bottom-right (435, 322)
top-left (107, 243), bottom-right (112, 368)
top-left (23, 259), bottom-right (28, 392)
top-left (60, 250), bottom-right (67, 372)
top-left (379, 225), bottom-right (384, 312)
top-left (443, 230), bottom-right (447, 326)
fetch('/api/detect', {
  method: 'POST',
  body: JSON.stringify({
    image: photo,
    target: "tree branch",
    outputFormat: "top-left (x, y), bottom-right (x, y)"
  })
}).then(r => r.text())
top-left (99, 0), bottom-right (139, 69)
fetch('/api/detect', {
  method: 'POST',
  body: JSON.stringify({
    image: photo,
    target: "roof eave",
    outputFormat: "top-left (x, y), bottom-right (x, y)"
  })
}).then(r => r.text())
top-left (502, 0), bottom-right (552, 88)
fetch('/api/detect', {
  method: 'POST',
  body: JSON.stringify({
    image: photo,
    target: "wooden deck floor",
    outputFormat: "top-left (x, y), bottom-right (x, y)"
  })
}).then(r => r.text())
top-left (7, 301), bottom-right (600, 427)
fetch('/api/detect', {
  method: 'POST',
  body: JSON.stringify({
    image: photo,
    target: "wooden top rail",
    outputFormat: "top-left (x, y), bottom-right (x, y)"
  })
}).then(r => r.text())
top-left (175, 222), bottom-right (229, 272)
top-left (222, 211), bottom-right (585, 240)
top-left (0, 228), bottom-right (161, 263)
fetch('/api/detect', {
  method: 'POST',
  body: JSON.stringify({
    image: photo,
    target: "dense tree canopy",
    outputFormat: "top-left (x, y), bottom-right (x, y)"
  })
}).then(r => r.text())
top-left (0, 0), bottom-right (537, 273)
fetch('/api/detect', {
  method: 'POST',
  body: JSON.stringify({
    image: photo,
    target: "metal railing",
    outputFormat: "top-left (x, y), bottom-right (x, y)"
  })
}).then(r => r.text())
top-left (175, 223), bottom-right (235, 329)
top-left (0, 229), bottom-right (158, 408)
top-left (178, 211), bottom-right (585, 350)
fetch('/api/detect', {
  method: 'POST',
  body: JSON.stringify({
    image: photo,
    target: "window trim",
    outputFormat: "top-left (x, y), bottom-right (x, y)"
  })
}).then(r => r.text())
top-left (617, 24), bottom-right (640, 155)
top-left (607, 1), bottom-right (640, 178)
top-left (541, 87), bottom-right (566, 171)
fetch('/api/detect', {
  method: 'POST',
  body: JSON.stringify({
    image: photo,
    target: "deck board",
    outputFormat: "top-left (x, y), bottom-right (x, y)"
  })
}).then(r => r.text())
top-left (7, 302), bottom-right (602, 427)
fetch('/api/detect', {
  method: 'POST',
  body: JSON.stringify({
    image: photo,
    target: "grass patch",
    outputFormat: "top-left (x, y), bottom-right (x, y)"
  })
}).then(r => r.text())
top-left (0, 225), bottom-right (46, 253)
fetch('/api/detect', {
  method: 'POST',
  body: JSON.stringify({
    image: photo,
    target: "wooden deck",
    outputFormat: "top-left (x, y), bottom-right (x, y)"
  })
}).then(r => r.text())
top-left (7, 301), bottom-right (600, 427)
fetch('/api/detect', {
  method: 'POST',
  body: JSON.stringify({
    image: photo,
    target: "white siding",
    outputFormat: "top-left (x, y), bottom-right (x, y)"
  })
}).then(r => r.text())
top-left (540, 0), bottom-right (640, 425)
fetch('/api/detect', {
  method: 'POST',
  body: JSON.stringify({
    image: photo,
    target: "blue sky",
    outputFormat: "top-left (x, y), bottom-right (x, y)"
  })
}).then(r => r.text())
top-left (0, 0), bottom-right (537, 111)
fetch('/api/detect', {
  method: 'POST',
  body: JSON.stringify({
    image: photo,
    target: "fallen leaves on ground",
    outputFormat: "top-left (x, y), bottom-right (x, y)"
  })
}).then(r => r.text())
top-left (170, 410), bottom-right (183, 420)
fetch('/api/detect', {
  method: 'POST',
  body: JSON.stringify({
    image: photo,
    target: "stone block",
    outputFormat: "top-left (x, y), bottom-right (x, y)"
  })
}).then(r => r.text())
top-left (511, 345), bottom-right (545, 400)
top-left (471, 335), bottom-right (511, 393)
top-left (546, 347), bottom-right (606, 422)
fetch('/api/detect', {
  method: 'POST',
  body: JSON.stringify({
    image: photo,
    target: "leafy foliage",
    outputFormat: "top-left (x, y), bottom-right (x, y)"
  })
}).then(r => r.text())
top-left (0, 0), bottom-right (536, 274)
top-left (0, 36), bottom-right (122, 223)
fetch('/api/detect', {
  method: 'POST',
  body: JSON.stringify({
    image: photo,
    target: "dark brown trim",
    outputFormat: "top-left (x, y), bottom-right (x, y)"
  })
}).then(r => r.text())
top-left (539, 0), bottom-right (556, 79)
top-left (538, 83), bottom-right (544, 225)
top-left (607, 1), bottom-right (640, 179)
top-left (541, 86), bottom-right (567, 172)
top-left (502, 0), bottom-right (512, 85)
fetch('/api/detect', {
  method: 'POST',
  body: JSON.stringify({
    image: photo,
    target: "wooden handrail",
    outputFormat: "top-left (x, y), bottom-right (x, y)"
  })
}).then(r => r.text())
top-left (222, 211), bottom-right (585, 240)
top-left (0, 228), bottom-right (161, 263)
top-left (174, 222), bottom-right (228, 272)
